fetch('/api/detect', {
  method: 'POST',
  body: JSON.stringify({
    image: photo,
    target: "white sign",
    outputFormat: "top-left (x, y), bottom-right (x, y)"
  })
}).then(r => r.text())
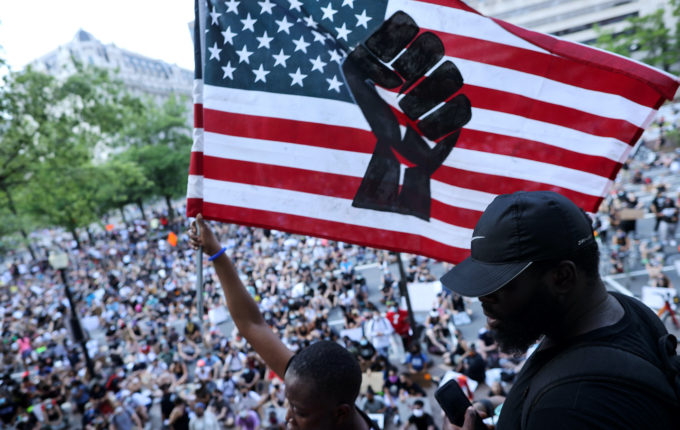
top-left (641, 286), bottom-right (677, 310)
top-left (407, 281), bottom-right (442, 312)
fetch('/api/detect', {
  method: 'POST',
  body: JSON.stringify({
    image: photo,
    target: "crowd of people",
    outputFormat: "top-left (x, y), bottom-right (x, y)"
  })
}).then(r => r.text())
top-left (1, 109), bottom-right (679, 429)
top-left (0, 203), bottom-right (517, 430)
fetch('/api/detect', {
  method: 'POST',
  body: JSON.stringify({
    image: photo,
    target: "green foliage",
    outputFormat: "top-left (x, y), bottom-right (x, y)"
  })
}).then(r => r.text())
top-left (117, 95), bottom-right (192, 215)
top-left (595, 0), bottom-right (680, 73)
top-left (0, 65), bottom-right (139, 246)
top-left (22, 163), bottom-right (104, 236)
top-left (0, 60), bottom-right (192, 253)
top-left (119, 142), bottom-right (191, 202)
top-left (94, 158), bottom-right (154, 219)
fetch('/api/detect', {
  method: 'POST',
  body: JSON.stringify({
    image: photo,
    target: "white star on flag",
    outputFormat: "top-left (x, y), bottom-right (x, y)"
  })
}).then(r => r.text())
top-left (311, 30), bottom-right (326, 43)
top-left (210, 8), bottom-right (221, 25)
top-left (329, 49), bottom-right (343, 63)
top-left (236, 45), bottom-right (254, 64)
top-left (309, 55), bottom-right (327, 73)
top-left (326, 75), bottom-right (344, 92)
top-left (256, 31), bottom-right (274, 49)
top-left (289, 67), bottom-right (307, 87)
top-left (302, 15), bottom-right (318, 29)
top-left (354, 10), bottom-right (371, 28)
top-left (208, 42), bottom-right (222, 61)
top-left (292, 36), bottom-right (310, 53)
top-left (272, 49), bottom-right (290, 67)
top-left (288, 0), bottom-right (303, 12)
top-left (221, 26), bottom-right (237, 45)
top-left (320, 3), bottom-right (338, 21)
top-left (335, 23), bottom-right (351, 41)
top-left (342, 0), bottom-right (355, 8)
top-left (258, 0), bottom-right (276, 14)
top-left (275, 16), bottom-right (294, 34)
top-left (221, 62), bottom-right (236, 79)
top-left (241, 13), bottom-right (257, 32)
top-left (252, 64), bottom-right (270, 83)
top-left (224, 0), bottom-right (239, 14)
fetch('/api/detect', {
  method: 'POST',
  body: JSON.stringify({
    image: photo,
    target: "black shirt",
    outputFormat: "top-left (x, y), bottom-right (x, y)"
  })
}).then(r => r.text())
top-left (408, 412), bottom-right (436, 430)
top-left (497, 293), bottom-right (676, 429)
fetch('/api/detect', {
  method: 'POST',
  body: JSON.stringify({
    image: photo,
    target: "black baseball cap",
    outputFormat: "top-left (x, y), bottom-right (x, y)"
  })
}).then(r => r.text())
top-left (440, 191), bottom-right (595, 297)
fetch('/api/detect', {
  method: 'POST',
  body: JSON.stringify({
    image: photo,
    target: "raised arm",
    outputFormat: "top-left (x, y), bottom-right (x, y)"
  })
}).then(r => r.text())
top-left (189, 214), bottom-right (294, 378)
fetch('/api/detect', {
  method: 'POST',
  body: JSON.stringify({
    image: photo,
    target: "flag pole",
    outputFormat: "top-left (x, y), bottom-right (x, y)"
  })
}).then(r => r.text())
top-left (395, 252), bottom-right (418, 342)
top-left (195, 221), bottom-right (205, 344)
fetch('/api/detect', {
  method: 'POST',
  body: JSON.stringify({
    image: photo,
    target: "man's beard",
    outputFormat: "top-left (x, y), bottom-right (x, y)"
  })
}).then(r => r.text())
top-left (492, 288), bottom-right (560, 355)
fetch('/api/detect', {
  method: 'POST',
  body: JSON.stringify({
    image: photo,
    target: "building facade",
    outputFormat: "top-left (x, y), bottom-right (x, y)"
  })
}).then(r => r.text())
top-left (31, 30), bottom-right (192, 106)
top-left (467, 0), bottom-right (671, 45)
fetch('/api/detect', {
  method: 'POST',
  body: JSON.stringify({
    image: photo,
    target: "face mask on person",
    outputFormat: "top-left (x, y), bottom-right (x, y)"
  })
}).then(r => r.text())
top-left (413, 409), bottom-right (424, 417)
top-left (388, 375), bottom-right (398, 383)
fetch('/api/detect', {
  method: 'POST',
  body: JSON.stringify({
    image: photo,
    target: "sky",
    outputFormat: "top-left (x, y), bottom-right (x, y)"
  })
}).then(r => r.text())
top-left (0, 0), bottom-right (195, 72)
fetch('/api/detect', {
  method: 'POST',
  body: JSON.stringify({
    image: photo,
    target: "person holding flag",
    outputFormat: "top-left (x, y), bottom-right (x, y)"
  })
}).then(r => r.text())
top-left (189, 214), bottom-right (380, 430)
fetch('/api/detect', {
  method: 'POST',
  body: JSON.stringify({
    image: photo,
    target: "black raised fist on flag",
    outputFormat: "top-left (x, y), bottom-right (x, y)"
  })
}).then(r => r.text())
top-left (342, 11), bottom-right (471, 221)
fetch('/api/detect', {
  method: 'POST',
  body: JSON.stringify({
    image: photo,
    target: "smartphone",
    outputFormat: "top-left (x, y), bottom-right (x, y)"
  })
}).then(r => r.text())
top-left (434, 379), bottom-right (488, 429)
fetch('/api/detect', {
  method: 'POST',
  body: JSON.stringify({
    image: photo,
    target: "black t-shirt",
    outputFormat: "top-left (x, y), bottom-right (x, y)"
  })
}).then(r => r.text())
top-left (497, 293), bottom-right (677, 430)
top-left (462, 353), bottom-right (486, 383)
top-left (408, 412), bottom-right (436, 430)
top-left (160, 393), bottom-right (174, 419)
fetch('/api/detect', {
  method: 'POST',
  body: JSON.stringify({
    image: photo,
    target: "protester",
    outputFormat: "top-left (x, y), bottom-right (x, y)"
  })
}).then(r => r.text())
top-left (440, 190), bottom-right (679, 429)
top-left (189, 214), bottom-right (380, 430)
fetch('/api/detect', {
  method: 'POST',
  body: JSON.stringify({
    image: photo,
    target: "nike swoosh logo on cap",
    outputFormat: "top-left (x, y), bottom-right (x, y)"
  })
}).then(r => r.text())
top-left (471, 236), bottom-right (485, 241)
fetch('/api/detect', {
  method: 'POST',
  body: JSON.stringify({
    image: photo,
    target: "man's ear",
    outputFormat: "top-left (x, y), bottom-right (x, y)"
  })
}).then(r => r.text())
top-left (551, 260), bottom-right (577, 295)
top-left (333, 403), bottom-right (352, 423)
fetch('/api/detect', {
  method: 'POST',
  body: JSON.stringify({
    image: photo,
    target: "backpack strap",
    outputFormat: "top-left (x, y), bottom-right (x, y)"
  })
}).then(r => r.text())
top-left (520, 343), bottom-right (676, 429)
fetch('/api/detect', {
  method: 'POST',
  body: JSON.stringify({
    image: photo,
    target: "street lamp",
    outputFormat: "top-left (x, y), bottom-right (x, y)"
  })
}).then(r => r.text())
top-left (48, 251), bottom-right (95, 377)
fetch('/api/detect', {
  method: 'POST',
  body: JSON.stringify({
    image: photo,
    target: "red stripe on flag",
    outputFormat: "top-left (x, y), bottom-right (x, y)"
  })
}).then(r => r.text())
top-left (433, 32), bottom-right (663, 108)
top-left (187, 197), bottom-right (203, 218)
top-left (189, 151), bottom-right (204, 175)
top-left (432, 166), bottom-right (603, 211)
top-left (456, 129), bottom-right (622, 180)
top-left (204, 110), bottom-right (619, 180)
top-left (202, 157), bottom-right (482, 229)
top-left (203, 109), bottom-right (375, 153)
top-left (462, 85), bottom-right (641, 143)
top-left (488, 20), bottom-right (679, 101)
top-left (202, 202), bottom-right (471, 263)
top-left (194, 103), bottom-right (203, 129)
top-left (388, 109), bottom-right (622, 179)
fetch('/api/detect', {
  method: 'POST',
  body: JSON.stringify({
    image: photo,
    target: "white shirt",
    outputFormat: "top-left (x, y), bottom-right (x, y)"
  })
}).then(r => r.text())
top-left (189, 411), bottom-right (221, 430)
top-left (366, 317), bottom-right (394, 349)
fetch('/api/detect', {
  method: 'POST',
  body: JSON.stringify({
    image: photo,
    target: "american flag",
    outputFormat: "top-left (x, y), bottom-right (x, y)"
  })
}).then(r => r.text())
top-left (188, 0), bottom-right (679, 264)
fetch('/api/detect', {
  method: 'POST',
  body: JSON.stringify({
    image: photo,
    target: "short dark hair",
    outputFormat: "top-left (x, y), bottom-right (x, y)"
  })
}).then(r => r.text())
top-left (286, 340), bottom-right (361, 405)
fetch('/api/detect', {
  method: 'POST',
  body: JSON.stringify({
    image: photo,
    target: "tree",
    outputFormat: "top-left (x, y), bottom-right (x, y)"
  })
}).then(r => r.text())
top-left (22, 163), bottom-right (107, 248)
top-left (117, 95), bottom-right (192, 221)
top-left (119, 143), bottom-right (190, 223)
top-left (0, 65), bottom-right (137, 253)
top-left (97, 158), bottom-right (154, 223)
top-left (595, 0), bottom-right (680, 73)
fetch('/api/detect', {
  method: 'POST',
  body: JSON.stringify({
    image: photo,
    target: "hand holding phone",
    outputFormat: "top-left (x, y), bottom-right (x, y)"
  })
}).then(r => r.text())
top-left (435, 379), bottom-right (488, 430)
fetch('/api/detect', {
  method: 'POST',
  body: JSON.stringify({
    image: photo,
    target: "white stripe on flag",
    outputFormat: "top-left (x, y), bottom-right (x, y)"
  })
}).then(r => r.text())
top-left (187, 174), bottom-right (203, 199)
top-left (193, 79), bottom-right (203, 104)
top-left (378, 87), bottom-right (632, 163)
top-left (386, 0), bottom-right (548, 54)
top-left (203, 132), bottom-right (612, 198)
top-left (203, 86), bottom-right (370, 131)
top-left (448, 57), bottom-right (654, 128)
top-left (192, 128), bottom-right (204, 152)
top-left (204, 83), bottom-right (651, 147)
top-left (201, 179), bottom-right (474, 248)
top-left (444, 147), bottom-right (613, 197)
